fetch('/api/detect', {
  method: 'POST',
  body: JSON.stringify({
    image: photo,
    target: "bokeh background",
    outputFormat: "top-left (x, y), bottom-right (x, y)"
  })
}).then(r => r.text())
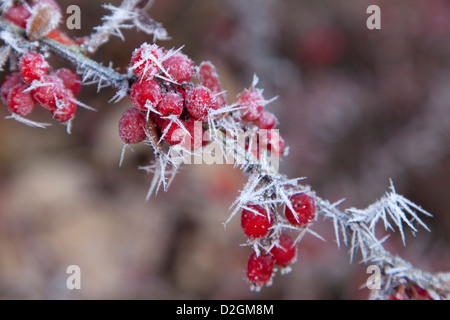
top-left (0, 0), bottom-right (449, 299)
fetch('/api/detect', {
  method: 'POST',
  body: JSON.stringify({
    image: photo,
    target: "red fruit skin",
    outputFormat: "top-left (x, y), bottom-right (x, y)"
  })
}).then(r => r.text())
top-left (1, 73), bottom-right (23, 103)
top-left (52, 90), bottom-right (77, 122)
top-left (285, 193), bottom-right (316, 227)
top-left (7, 84), bottom-right (35, 116)
top-left (53, 68), bottom-right (81, 95)
top-left (185, 86), bottom-right (215, 121)
top-left (19, 52), bottom-right (48, 84)
top-left (269, 233), bottom-right (297, 267)
top-left (32, 75), bottom-right (65, 111)
top-left (257, 111), bottom-right (277, 130)
top-left (198, 61), bottom-right (226, 109)
top-left (238, 89), bottom-right (264, 122)
top-left (162, 52), bottom-right (194, 83)
top-left (4, 5), bottom-right (32, 28)
top-left (130, 80), bottom-right (162, 111)
top-left (161, 118), bottom-right (203, 151)
top-left (158, 92), bottom-right (184, 117)
top-left (247, 252), bottom-right (275, 286)
top-left (118, 108), bottom-right (147, 144)
top-left (241, 205), bottom-right (273, 239)
top-left (130, 43), bottom-right (162, 80)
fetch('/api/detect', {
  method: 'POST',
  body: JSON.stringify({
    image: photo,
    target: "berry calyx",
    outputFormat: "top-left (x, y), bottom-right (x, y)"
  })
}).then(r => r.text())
top-left (158, 92), bottom-right (184, 117)
top-left (269, 233), bottom-right (297, 267)
top-left (19, 52), bottom-right (48, 85)
top-left (285, 193), bottom-right (316, 227)
top-left (241, 205), bottom-right (274, 239)
top-left (185, 85), bottom-right (215, 121)
top-left (118, 108), bottom-right (147, 144)
top-left (130, 79), bottom-right (162, 111)
top-left (7, 84), bottom-right (35, 116)
top-left (53, 68), bottom-right (81, 95)
top-left (129, 43), bottom-right (163, 80)
top-left (1, 73), bottom-right (23, 103)
top-left (246, 252), bottom-right (274, 287)
top-left (237, 89), bottom-right (265, 122)
top-left (4, 5), bottom-right (32, 29)
top-left (162, 51), bottom-right (194, 83)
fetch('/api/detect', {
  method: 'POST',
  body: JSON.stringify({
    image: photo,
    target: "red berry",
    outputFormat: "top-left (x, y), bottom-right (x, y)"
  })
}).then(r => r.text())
top-left (32, 75), bottom-right (65, 111)
top-left (7, 84), bottom-right (35, 116)
top-left (150, 111), bottom-right (166, 130)
top-left (4, 5), bottom-right (32, 29)
top-left (269, 233), bottom-right (297, 267)
top-left (161, 120), bottom-right (186, 146)
top-left (1, 73), bottom-right (23, 103)
top-left (129, 43), bottom-right (163, 80)
top-left (285, 193), bottom-right (316, 227)
top-left (53, 68), bottom-right (81, 95)
top-left (161, 118), bottom-right (203, 151)
top-left (246, 252), bottom-right (274, 287)
top-left (19, 52), bottom-right (48, 84)
top-left (118, 108), bottom-right (147, 144)
top-left (185, 85), bottom-right (216, 121)
top-left (182, 118), bottom-right (204, 151)
top-left (241, 205), bottom-right (273, 239)
top-left (130, 79), bottom-right (162, 111)
top-left (198, 61), bottom-right (226, 109)
top-left (257, 111), bottom-right (277, 129)
top-left (266, 129), bottom-right (285, 158)
top-left (52, 90), bottom-right (77, 123)
top-left (237, 89), bottom-right (265, 122)
top-left (162, 52), bottom-right (194, 83)
top-left (158, 92), bottom-right (184, 117)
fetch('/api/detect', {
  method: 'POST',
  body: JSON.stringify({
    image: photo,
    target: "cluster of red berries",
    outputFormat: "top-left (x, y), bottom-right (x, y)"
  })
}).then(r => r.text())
top-left (1, 52), bottom-right (81, 123)
top-left (242, 193), bottom-right (316, 289)
top-left (119, 43), bottom-right (215, 150)
top-left (118, 43), bottom-right (285, 155)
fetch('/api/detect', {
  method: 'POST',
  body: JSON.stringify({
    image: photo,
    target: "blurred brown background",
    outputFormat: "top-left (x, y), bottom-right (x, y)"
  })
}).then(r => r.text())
top-left (0, 0), bottom-right (449, 299)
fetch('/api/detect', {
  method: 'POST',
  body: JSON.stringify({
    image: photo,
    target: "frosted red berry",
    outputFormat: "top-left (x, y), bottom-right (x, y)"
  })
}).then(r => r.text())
top-left (269, 233), bottom-right (297, 267)
top-left (247, 252), bottom-right (274, 287)
top-left (4, 5), bottom-right (32, 29)
top-left (130, 79), bottom-right (162, 111)
top-left (1, 73), bottom-right (23, 103)
top-left (118, 108), bottom-right (147, 144)
top-left (237, 89), bottom-right (265, 122)
top-left (130, 43), bottom-right (162, 80)
top-left (52, 90), bottom-right (77, 123)
top-left (7, 84), bottom-right (35, 116)
top-left (285, 193), bottom-right (316, 227)
top-left (53, 68), bottom-right (81, 95)
top-left (257, 111), bottom-right (277, 129)
top-left (158, 92), bottom-right (184, 117)
top-left (241, 205), bottom-right (273, 239)
top-left (162, 52), bottom-right (194, 83)
top-left (266, 129), bottom-right (285, 158)
top-left (198, 61), bottom-right (226, 109)
top-left (161, 118), bottom-right (203, 151)
top-left (32, 75), bottom-right (65, 111)
top-left (19, 52), bottom-right (48, 84)
top-left (182, 118), bottom-right (204, 151)
top-left (185, 85), bottom-right (215, 121)
top-left (161, 120), bottom-right (186, 146)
